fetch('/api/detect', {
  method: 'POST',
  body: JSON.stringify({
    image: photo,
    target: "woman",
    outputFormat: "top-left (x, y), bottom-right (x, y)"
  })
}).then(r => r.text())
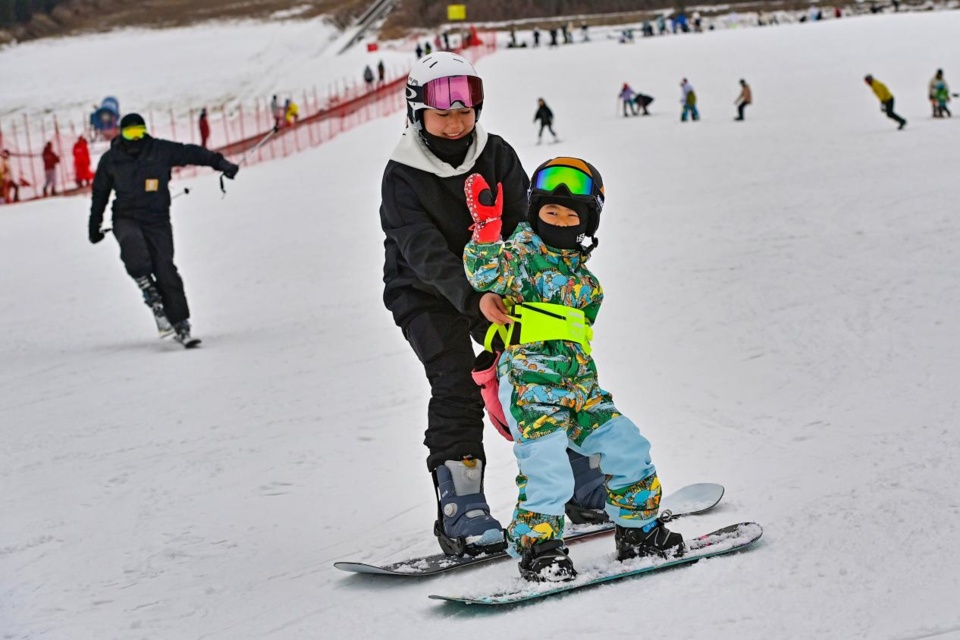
top-left (379, 52), bottom-right (606, 557)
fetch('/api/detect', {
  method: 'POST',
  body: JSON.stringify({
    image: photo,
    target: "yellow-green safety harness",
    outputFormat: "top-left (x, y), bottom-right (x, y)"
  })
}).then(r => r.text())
top-left (483, 301), bottom-right (594, 355)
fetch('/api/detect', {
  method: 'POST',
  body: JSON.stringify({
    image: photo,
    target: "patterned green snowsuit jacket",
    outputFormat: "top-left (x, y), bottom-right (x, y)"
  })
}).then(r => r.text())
top-left (464, 222), bottom-right (661, 554)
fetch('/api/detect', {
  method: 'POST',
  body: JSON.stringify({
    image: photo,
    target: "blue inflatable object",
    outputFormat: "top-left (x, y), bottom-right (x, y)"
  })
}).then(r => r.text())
top-left (90, 96), bottom-right (120, 132)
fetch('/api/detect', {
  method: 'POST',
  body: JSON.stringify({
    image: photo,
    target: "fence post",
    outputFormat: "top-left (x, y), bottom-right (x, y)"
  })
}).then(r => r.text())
top-left (221, 105), bottom-right (231, 150)
top-left (53, 115), bottom-right (69, 193)
top-left (303, 91), bottom-right (316, 146)
top-left (21, 115), bottom-right (39, 199)
top-left (238, 102), bottom-right (246, 147)
top-left (255, 100), bottom-right (265, 163)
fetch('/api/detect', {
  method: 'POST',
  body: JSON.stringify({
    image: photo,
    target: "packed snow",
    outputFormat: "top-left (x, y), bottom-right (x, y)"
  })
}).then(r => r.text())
top-left (3, 10), bottom-right (960, 640)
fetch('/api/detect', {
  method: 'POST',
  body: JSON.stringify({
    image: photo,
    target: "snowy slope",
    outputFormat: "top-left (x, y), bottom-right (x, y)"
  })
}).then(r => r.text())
top-left (3, 12), bottom-right (960, 640)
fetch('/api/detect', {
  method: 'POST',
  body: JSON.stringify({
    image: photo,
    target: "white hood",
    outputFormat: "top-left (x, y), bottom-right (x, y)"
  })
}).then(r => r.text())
top-left (389, 123), bottom-right (489, 178)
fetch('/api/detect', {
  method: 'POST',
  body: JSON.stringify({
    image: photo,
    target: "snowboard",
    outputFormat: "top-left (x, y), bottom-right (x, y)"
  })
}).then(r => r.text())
top-left (334, 482), bottom-right (723, 577)
top-left (429, 521), bottom-right (762, 606)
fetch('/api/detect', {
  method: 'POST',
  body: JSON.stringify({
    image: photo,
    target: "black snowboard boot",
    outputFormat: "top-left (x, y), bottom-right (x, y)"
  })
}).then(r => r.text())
top-left (564, 451), bottom-right (609, 525)
top-left (135, 275), bottom-right (174, 337)
top-left (616, 520), bottom-right (684, 561)
top-left (173, 320), bottom-right (192, 343)
top-left (135, 275), bottom-right (165, 314)
top-left (518, 539), bottom-right (577, 583)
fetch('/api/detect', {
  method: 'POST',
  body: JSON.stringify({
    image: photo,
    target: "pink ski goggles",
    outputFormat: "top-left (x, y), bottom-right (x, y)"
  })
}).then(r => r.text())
top-left (420, 75), bottom-right (484, 110)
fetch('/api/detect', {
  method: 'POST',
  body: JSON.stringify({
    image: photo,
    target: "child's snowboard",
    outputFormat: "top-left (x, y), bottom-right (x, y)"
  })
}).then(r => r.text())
top-left (334, 482), bottom-right (724, 577)
top-left (429, 521), bottom-right (762, 606)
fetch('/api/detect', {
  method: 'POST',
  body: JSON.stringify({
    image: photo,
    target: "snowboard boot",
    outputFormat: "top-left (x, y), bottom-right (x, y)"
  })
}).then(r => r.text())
top-left (173, 320), bottom-right (192, 344)
top-left (135, 275), bottom-right (174, 337)
top-left (433, 459), bottom-right (506, 557)
top-left (518, 539), bottom-right (577, 583)
top-left (615, 519), bottom-right (685, 561)
top-left (564, 451), bottom-right (609, 525)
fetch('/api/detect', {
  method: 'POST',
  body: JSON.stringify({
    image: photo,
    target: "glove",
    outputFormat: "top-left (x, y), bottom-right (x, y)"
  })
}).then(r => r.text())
top-left (89, 220), bottom-right (104, 244)
top-left (217, 156), bottom-right (240, 179)
top-left (464, 173), bottom-right (503, 243)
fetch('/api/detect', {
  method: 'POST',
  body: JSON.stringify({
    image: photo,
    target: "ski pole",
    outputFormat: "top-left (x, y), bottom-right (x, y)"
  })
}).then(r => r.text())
top-left (220, 124), bottom-right (280, 196)
top-left (172, 187), bottom-right (191, 200)
top-left (237, 124), bottom-right (280, 168)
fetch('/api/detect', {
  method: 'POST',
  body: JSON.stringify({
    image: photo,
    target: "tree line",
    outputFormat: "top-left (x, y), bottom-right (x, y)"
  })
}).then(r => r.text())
top-left (0, 0), bottom-right (63, 27)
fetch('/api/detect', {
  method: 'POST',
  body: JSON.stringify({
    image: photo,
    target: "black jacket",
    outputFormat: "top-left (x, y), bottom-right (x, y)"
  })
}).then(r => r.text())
top-left (90, 136), bottom-right (225, 227)
top-left (534, 104), bottom-right (554, 125)
top-left (380, 133), bottom-right (528, 327)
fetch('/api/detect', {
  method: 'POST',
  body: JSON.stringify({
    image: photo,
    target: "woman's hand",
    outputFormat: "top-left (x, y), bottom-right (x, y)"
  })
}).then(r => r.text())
top-left (479, 293), bottom-right (512, 325)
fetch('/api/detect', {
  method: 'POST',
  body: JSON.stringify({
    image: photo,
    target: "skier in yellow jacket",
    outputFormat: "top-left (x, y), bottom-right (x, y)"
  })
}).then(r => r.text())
top-left (864, 75), bottom-right (906, 129)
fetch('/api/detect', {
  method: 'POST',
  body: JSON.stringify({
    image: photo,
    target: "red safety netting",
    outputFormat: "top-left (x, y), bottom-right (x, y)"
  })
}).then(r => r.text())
top-left (0, 32), bottom-right (496, 207)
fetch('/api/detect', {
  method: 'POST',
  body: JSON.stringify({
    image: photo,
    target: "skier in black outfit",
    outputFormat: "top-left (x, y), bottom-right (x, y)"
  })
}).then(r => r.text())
top-left (87, 113), bottom-right (239, 345)
top-left (533, 98), bottom-right (559, 144)
top-left (380, 52), bottom-right (609, 557)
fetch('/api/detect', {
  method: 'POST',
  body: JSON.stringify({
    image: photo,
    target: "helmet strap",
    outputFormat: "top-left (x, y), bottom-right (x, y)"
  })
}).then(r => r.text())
top-left (581, 236), bottom-right (599, 257)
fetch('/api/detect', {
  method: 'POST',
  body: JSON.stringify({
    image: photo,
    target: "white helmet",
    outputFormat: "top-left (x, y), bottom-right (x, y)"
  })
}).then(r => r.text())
top-left (405, 52), bottom-right (484, 131)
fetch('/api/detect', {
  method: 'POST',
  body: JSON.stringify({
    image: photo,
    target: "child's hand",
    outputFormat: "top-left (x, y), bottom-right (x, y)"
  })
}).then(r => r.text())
top-left (479, 293), bottom-right (512, 325)
top-left (465, 173), bottom-right (503, 243)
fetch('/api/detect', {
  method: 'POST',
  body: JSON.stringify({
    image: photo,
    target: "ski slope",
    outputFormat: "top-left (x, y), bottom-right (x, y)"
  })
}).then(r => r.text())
top-left (3, 11), bottom-right (960, 640)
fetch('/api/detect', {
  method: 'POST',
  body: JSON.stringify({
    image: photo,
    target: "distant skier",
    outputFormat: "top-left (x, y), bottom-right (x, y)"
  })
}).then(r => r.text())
top-left (680, 78), bottom-right (699, 121)
top-left (0, 149), bottom-right (20, 204)
top-left (864, 75), bottom-right (906, 129)
top-left (734, 78), bottom-right (752, 121)
top-left (619, 83), bottom-right (638, 117)
top-left (363, 65), bottom-right (375, 91)
top-left (929, 69), bottom-right (951, 118)
top-left (284, 99), bottom-right (299, 127)
top-left (462, 157), bottom-right (684, 582)
top-left (634, 92), bottom-right (654, 115)
top-left (87, 113), bottom-right (240, 346)
top-left (533, 98), bottom-right (559, 144)
top-left (72, 135), bottom-right (93, 188)
top-left (42, 142), bottom-right (60, 196)
top-left (270, 95), bottom-right (284, 129)
top-left (198, 108), bottom-right (210, 148)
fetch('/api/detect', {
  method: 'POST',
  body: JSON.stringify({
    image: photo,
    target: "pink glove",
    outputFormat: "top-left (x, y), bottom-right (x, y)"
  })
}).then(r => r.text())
top-left (465, 173), bottom-right (503, 243)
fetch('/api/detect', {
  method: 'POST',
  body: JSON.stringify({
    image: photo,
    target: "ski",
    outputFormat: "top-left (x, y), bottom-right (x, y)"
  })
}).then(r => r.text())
top-left (334, 482), bottom-right (723, 577)
top-left (429, 521), bottom-right (762, 606)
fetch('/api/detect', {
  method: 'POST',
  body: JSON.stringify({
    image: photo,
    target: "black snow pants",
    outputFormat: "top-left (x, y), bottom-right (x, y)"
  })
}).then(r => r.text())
top-left (112, 217), bottom-right (190, 325)
top-left (538, 122), bottom-right (557, 140)
top-left (402, 307), bottom-right (489, 471)
top-left (882, 99), bottom-right (906, 126)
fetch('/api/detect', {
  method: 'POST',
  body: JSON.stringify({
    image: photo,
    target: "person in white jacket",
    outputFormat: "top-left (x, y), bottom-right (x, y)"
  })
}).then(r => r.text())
top-left (680, 78), bottom-right (699, 122)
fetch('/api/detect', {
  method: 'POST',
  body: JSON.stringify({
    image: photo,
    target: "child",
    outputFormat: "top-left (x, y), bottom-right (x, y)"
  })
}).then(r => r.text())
top-left (462, 157), bottom-right (683, 582)
top-left (935, 78), bottom-right (951, 118)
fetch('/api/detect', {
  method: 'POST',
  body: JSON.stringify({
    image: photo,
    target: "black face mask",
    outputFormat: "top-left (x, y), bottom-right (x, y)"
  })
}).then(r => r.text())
top-left (421, 129), bottom-right (474, 167)
top-left (121, 137), bottom-right (148, 156)
top-left (530, 197), bottom-right (594, 251)
top-left (534, 217), bottom-right (589, 251)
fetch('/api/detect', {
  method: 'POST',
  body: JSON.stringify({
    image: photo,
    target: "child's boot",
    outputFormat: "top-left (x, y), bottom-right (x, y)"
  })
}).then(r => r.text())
top-left (518, 540), bottom-right (576, 583)
top-left (615, 519), bottom-right (684, 561)
top-left (433, 459), bottom-right (505, 556)
top-left (564, 451), bottom-right (609, 524)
